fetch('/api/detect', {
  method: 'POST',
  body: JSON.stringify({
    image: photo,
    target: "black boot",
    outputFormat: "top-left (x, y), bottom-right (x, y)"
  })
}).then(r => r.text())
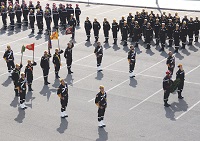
top-left (188, 40), bottom-right (192, 45)
top-left (195, 37), bottom-right (198, 42)
top-left (123, 41), bottom-right (127, 46)
top-left (28, 84), bottom-right (33, 91)
top-left (31, 29), bottom-right (34, 34)
top-left (181, 44), bottom-right (185, 49)
top-left (178, 91), bottom-right (184, 99)
top-left (159, 46), bottom-right (164, 52)
top-left (168, 40), bottom-right (172, 47)
top-left (14, 89), bottom-right (19, 97)
top-left (113, 39), bottom-right (117, 44)
top-left (134, 42), bottom-right (138, 47)
top-left (146, 44), bottom-right (150, 49)
top-left (174, 47), bottom-right (179, 53)
top-left (164, 100), bottom-right (170, 107)
top-left (156, 39), bottom-right (159, 45)
top-left (86, 36), bottom-right (90, 41)
top-left (68, 68), bottom-right (73, 74)
top-left (44, 77), bottom-right (50, 85)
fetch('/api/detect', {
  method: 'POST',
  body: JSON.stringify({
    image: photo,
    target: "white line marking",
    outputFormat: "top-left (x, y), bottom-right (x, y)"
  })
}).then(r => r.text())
top-left (96, 7), bottom-right (122, 15)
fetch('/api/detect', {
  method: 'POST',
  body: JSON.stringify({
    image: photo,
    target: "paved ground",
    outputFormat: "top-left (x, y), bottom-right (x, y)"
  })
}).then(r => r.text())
top-left (0, 1), bottom-right (200, 141)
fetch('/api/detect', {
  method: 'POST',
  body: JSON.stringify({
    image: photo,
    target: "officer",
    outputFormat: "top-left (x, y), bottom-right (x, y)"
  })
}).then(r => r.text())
top-left (25, 60), bottom-right (37, 91)
top-left (95, 85), bottom-right (107, 128)
top-left (22, 3), bottom-right (29, 26)
top-left (68, 14), bottom-right (76, 39)
top-left (52, 3), bottom-right (59, 29)
top-left (64, 42), bottom-right (74, 74)
top-left (75, 4), bottom-right (81, 26)
top-left (68, 4), bottom-right (74, 21)
top-left (12, 63), bottom-right (23, 96)
top-left (44, 9), bottom-right (52, 34)
top-left (45, 3), bottom-right (51, 15)
top-left (57, 79), bottom-right (69, 118)
top-left (154, 18), bottom-right (161, 45)
top-left (3, 45), bottom-right (15, 77)
top-left (36, 8), bottom-right (43, 34)
top-left (84, 17), bottom-right (92, 41)
top-left (111, 19), bottom-right (119, 45)
top-left (93, 18), bottom-right (101, 42)
top-left (166, 51), bottom-right (175, 75)
top-left (159, 23), bottom-right (167, 51)
top-left (28, 0), bottom-right (35, 13)
top-left (66, 4), bottom-right (70, 22)
top-left (187, 17), bottom-right (194, 45)
top-left (18, 72), bottom-right (27, 109)
top-left (142, 19), bottom-right (147, 43)
top-left (119, 16), bottom-right (125, 40)
top-left (103, 17), bottom-right (110, 43)
top-left (8, 5), bottom-right (15, 30)
top-left (194, 17), bottom-right (200, 42)
top-left (134, 21), bottom-right (140, 47)
top-left (29, 9), bottom-right (35, 33)
top-left (180, 21), bottom-right (188, 49)
top-left (167, 19), bottom-right (174, 47)
top-left (40, 51), bottom-right (51, 85)
top-left (35, 1), bottom-right (40, 9)
top-left (176, 64), bottom-right (185, 99)
top-left (1, 6), bottom-right (7, 29)
top-left (127, 13), bottom-right (133, 27)
top-left (145, 22), bottom-right (153, 49)
top-left (15, 4), bottom-right (22, 28)
top-left (61, 5), bottom-right (67, 29)
top-left (127, 46), bottom-right (136, 78)
top-left (53, 48), bottom-right (63, 79)
top-left (129, 18), bottom-right (135, 42)
top-left (173, 24), bottom-right (180, 53)
top-left (163, 70), bottom-right (172, 107)
top-left (58, 3), bottom-right (63, 25)
top-left (94, 42), bottom-right (103, 72)
top-left (122, 21), bottom-right (129, 46)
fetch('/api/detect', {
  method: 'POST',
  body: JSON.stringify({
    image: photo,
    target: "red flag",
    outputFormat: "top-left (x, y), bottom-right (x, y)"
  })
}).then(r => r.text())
top-left (66, 27), bottom-right (72, 35)
top-left (26, 43), bottom-right (34, 51)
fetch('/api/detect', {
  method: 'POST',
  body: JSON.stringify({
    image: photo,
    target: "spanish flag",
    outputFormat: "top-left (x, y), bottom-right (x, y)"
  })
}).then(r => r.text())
top-left (26, 43), bottom-right (34, 51)
top-left (50, 31), bottom-right (58, 40)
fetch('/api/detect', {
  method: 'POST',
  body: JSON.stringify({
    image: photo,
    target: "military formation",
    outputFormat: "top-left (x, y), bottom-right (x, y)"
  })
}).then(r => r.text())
top-left (1, 2), bottom-right (200, 128)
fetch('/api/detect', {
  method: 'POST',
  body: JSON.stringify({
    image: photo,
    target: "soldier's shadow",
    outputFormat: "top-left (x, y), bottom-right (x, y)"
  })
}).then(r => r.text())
top-left (14, 108), bottom-right (25, 123)
top-left (146, 49), bottom-right (155, 56)
top-left (56, 118), bottom-right (68, 134)
top-left (52, 79), bottom-right (60, 88)
top-left (103, 44), bottom-right (111, 50)
top-left (2, 77), bottom-right (12, 87)
top-left (175, 52), bottom-right (184, 60)
top-left (35, 34), bottom-right (42, 40)
top-left (112, 44), bottom-right (120, 51)
top-left (123, 45), bottom-right (129, 53)
top-left (181, 49), bottom-right (191, 56)
top-left (10, 96), bottom-right (19, 108)
top-left (40, 85), bottom-right (55, 101)
top-left (0, 27), bottom-right (6, 34)
top-left (95, 71), bottom-right (104, 80)
top-left (85, 42), bottom-right (92, 47)
top-left (26, 91), bottom-right (35, 108)
top-left (129, 77), bottom-right (138, 87)
top-left (65, 74), bottom-right (74, 86)
top-left (188, 45), bottom-right (198, 52)
top-left (164, 99), bottom-right (188, 121)
top-left (7, 30), bottom-right (14, 36)
top-left (96, 128), bottom-right (108, 141)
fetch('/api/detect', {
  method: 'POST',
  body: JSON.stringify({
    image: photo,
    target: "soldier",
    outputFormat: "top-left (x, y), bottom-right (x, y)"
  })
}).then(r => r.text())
top-left (18, 72), bottom-right (27, 109)
top-left (29, 9), bottom-right (35, 33)
top-left (1, 6), bottom-right (7, 29)
top-left (187, 17), bottom-right (194, 45)
top-left (167, 19), bottom-right (174, 47)
top-left (166, 51), bottom-right (175, 75)
top-left (12, 63), bottom-right (23, 96)
top-left (180, 21), bottom-right (188, 49)
top-left (182, 15), bottom-right (189, 25)
top-left (127, 13), bottom-right (133, 27)
top-left (15, 4), bottom-right (22, 28)
top-left (159, 23), bottom-right (167, 51)
top-left (68, 14), bottom-right (76, 39)
top-left (122, 21), bottom-right (129, 46)
top-left (44, 9), bottom-right (52, 34)
top-left (176, 64), bottom-right (185, 99)
top-left (22, 3), bottom-right (29, 26)
top-left (163, 70), bottom-right (172, 107)
top-left (61, 5), bottom-right (67, 29)
top-left (95, 85), bottom-right (107, 128)
top-left (194, 17), bottom-right (200, 42)
top-left (45, 3), bottom-right (51, 15)
top-left (53, 48), bottom-right (64, 79)
top-left (28, 0), bottom-right (35, 13)
top-left (3, 45), bottom-right (15, 77)
top-left (119, 16), bottom-right (125, 40)
top-left (154, 18), bottom-right (161, 45)
top-left (64, 42), bottom-right (74, 74)
top-left (142, 19), bottom-right (147, 43)
top-left (52, 3), bottom-right (59, 29)
top-left (75, 4), bottom-right (81, 26)
top-left (134, 21), bottom-right (140, 47)
top-left (58, 3), bottom-right (63, 25)
top-left (135, 12), bottom-right (143, 28)
top-left (57, 79), bottom-right (69, 118)
top-left (173, 24), bottom-right (180, 53)
top-left (103, 17), bottom-right (110, 43)
top-left (84, 17), bottom-right (92, 41)
top-left (8, 5), bottom-right (15, 30)
top-left (93, 18), bottom-right (101, 42)
top-left (94, 42), bottom-right (103, 72)
top-left (66, 4), bottom-right (70, 22)
top-left (25, 60), bottom-right (37, 91)
top-left (145, 23), bottom-right (153, 49)
top-left (35, 1), bottom-right (40, 9)
top-left (68, 4), bottom-right (74, 20)
top-left (40, 51), bottom-right (51, 85)
top-left (111, 19), bottom-right (119, 45)
top-left (127, 46), bottom-right (136, 78)
top-left (148, 14), bottom-right (155, 30)
top-left (129, 18), bottom-right (135, 42)
top-left (36, 8), bottom-right (43, 34)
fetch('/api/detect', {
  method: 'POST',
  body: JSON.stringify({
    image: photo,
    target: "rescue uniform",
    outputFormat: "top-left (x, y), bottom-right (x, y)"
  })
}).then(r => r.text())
top-left (194, 19), bottom-right (200, 42)
top-left (180, 25), bottom-right (188, 49)
top-left (1, 7), bottom-right (7, 29)
top-left (64, 43), bottom-right (74, 74)
top-left (134, 25), bottom-right (140, 47)
top-left (122, 24), bottom-right (129, 46)
top-left (12, 64), bottom-right (23, 96)
top-left (22, 4), bottom-right (29, 26)
top-left (52, 7), bottom-right (59, 29)
top-left (119, 18), bottom-right (125, 39)
top-left (93, 21), bottom-right (101, 42)
top-left (84, 19), bottom-right (92, 41)
top-left (187, 20), bottom-right (194, 45)
top-left (61, 7), bottom-right (67, 28)
top-left (159, 27), bottom-right (167, 51)
top-left (145, 26), bottom-right (153, 49)
top-left (167, 22), bottom-right (174, 47)
top-left (29, 11), bottom-right (35, 33)
top-left (36, 10), bottom-right (43, 34)
top-left (40, 54), bottom-right (51, 85)
top-left (173, 28), bottom-right (180, 53)
top-left (8, 7), bottom-right (15, 30)
top-left (127, 48), bottom-right (136, 78)
top-left (111, 22), bottom-right (119, 44)
top-left (129, 21), bottom-right (135, 42)
top-left (94, 45), bottom-right (103, 71)
top-left (166, 55), bottom-right (175, 75)
top-left (44, 11), bottom-right (52, 34)
top-left (18, 76), bottom-right (27, 109)
top-left (3, 49), bottom-right (15, 76)
top-left (154, 22), bottom-right (160, 45)
top-left (15, 6), bottom-right (22, 27)
top-left (176, 68), bottom-right (185, 99)
top-left (25, 62), bottom-right (37, 91)
top-left (68, 17), bottom-right (76, 39)
top-left (163, 75), bottom-right (172, 107)
top-left (75, 6), bottom-right (81, 26)
top-left (53, 50), bottom-right (64, 79)
top-left (103, 21), bottom-right (110, 43)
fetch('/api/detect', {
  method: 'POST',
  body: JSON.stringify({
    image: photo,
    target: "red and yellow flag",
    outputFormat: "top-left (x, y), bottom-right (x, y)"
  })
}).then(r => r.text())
top-left (26, 43), bottom-right (34, 51)
top-left (50, 31), bottom-right (58, 40)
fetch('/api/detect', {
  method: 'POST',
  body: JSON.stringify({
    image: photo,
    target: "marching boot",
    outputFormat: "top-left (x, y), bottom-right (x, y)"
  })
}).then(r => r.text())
top-left (31, 29), bottom-right (34, 34)
top-left (123, 41), bottom-right (127, 46)
top-left (63, 111), bottom-right (68, 117)
top-left (104, 38), bottom-right (108, 43)
top-left (156, 39), bottom-right (159, 45)
top-left (61, 112), bottom-right (65, 118)
top-left (100, 120), bottom-right (106, 127)
top-left (44, 77), bottom-right (50, 85)
top-left (178, 91), bottom-right (184, 99)
top-left (98, 121), bottom-right (103, 128)
top-left (174, 47), bottom-right (179, 53)
top-left (164, 100), bottom-right (170, 107)
top-left (146, 44), bottom-right (150, 49)
top-left (159, 46), bottom-right (164, 52)
top-left (113, 39), bottom-right (117, 45)
top-left (86, 36), bottom-right (90, 41)
top-left (14, 89), bottom-right (19, 97)
top-left (28, 84), bottom-right (33, 91)
top-left (68, 68), bottom-right (73, 74)
top-left (134, 42), bottom-right (138, 47)
top-left (23, 103), bottom-right (27, 109)
top-left (188, 40), bottom-right (192, 45)
top-left (181, 44), bottom-right (185, 49)
top-left (168, 40), bottom-right (172, 47)
top-left (195, 37), bottom-right (198, 42)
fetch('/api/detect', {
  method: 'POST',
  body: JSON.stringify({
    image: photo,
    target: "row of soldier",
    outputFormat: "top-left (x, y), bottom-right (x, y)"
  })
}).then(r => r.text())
top-left (84, 14), bottom-right (199, 53)
top-left (0, 1), bottom-right (81, 32)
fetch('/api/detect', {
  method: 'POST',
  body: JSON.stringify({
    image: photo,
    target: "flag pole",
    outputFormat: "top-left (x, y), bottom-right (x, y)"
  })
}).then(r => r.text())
top-left (21, 52), bottom-right (23, 64)
top-left (57, 29), bottom-right (60, 50)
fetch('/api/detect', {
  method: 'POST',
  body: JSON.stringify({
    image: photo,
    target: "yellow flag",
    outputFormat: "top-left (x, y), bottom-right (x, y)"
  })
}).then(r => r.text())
top-left (50, 31), bottom-right (58, 40)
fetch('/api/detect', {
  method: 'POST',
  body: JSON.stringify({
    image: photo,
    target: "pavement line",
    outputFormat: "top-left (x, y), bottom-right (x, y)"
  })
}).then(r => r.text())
top-left (0, 36), bottom-right (29, 47)
top-left (96, 7), bottom-right (122, 15)
top-left (128, 64), bottom-right (200, 111)
top-left (175, 100), bottom-right (200, 120)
